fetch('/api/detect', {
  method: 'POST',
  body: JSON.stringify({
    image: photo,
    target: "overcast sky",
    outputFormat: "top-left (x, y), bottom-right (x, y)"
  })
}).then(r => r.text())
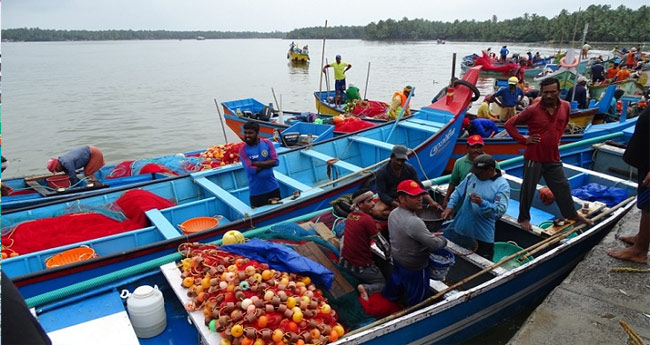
top-left (2, 0), bottom-right (646, 32)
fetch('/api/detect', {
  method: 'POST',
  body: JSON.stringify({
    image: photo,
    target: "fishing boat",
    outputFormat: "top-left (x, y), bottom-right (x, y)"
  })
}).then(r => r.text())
top-left (313, 91), bottom-right (391, 117)
top-left (588, 79), bottom-right (645, 101)
top-left (3, 67), bottom-right (481, 299)
top-left (18, 135), bottom-right (637, 345)
top-left (287, 46), bottom-right (309, 63)
top-left (460, 51), bottom-right (555, 77)
top-left (221, 98), bottom-right (386, 142)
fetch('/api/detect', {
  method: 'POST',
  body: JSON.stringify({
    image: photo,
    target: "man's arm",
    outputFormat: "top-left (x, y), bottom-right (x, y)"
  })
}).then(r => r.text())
top-left (504, 108), bottom-right (532, 144)
top-left (345, 63), bottom-right (351, 72)
top-left (475, 180), bottom-right (510, 218)
top-left (322, 64), bottom-right (331, 73)
top-left (375, 169), bottom-right (396, 206)
top-left (406, 218), bottom-right (447, 250)
top-left (238, 145), bottom-right (255, 170)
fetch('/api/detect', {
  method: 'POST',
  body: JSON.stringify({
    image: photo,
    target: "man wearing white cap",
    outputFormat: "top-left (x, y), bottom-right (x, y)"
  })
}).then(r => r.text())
top-left (345, 82), bottom-right (361, 103)
top-left (564, 76), bottom-right (588, 109)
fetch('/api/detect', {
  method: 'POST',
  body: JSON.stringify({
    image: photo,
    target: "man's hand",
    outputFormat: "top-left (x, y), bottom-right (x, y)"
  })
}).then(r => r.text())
top-left (525, 133), bottom-right (541, 144)
top-left (427, 201), bottom-right (444, 211)
top-left (441, 208), bottom-right (454, 220)
top-left (470, 193), bottom-right (483, 204)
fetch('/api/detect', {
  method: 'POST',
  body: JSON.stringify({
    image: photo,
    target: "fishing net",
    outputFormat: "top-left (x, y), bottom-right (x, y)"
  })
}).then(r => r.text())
top-left (345, 100), bottom-right (390, 118)
top-left (334, 117), bottom-right (376, 133)
top-left (1, 190), bottom-right (175, 256)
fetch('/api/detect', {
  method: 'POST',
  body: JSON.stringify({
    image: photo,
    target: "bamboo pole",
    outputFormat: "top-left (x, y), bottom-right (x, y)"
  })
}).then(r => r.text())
top-left (346, 196), bottom-right (635, 338)
top-left (363, 62), bottom-right (371, 100)
top-left (619, 320), bottom-right (644, 345)
top-left (271, 88), bottom-right (283, 125)
top-left (213, 99), bottom-right (229, 144)
top-left (317, 20), bottom-right (328, 115)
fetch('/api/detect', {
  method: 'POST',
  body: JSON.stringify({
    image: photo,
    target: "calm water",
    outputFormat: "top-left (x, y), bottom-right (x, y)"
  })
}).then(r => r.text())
top-left (1, 39), bottom-right (609, 178)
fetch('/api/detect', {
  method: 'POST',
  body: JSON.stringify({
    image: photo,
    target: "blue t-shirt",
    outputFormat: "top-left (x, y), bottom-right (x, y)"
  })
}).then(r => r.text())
top-left (500, 47), bottom-right (509, 57)
top-left (565, 85), bottom-right (588, 109)
top-left (447, 171), bottom-right (510, 243)
top-left (469, 118), bottom-right (499, 138)
top-left (494, 86), bottom-right (523, 107)
top-left (591, 64), bottom-right (604, 80)
top-left (238, 138), bottom-right (279, 196)
top-left (58, 146), bottom-right (91, 184)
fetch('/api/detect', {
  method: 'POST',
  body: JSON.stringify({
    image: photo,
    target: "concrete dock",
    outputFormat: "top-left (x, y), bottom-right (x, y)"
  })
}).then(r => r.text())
top-left (508, 207), bottom-right (650, 345)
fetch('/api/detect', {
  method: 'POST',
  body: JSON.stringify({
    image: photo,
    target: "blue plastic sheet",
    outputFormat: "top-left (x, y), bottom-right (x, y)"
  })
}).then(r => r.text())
top-left (571, 183), bottom-right (628, 207)
top-left (221, 238), bottom-right (334, 288)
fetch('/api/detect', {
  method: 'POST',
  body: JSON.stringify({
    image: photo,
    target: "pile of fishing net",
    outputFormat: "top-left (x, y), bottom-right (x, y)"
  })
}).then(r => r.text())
top-left (178, 240), bottom-right (345, 344)
top-left (0, 190), bottom-right (174, 257)
top-left (473, 51), bottom-right (518, 75)
top-left (332, 116), bottom-right (376, 133)
top-left (344, 100), bottom-right (390, 118)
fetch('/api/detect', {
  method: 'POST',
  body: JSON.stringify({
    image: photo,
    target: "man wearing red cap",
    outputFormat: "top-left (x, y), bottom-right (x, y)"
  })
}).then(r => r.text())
top-left (382, 179), bottom-right (447, 307)
top-left (443, 135), bottom-right (499, 212)
top-left (46, 146), bottom-right (105, 185)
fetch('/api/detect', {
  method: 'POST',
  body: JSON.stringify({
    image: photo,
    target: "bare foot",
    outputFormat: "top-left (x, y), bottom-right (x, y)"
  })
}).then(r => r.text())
top-left (607, 247), bottom-right (648, 264)
top-left (357, 284), bottom-right (369, 301)
top-left (617, 235), bottom-right (637, 245)
top-left (519, 220), bottom-right (532, 231)
top-left (572, 214), bottom-right (594, 226)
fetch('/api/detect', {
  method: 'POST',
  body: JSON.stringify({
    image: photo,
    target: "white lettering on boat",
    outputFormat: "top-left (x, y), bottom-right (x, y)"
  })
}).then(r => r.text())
top-left (430, 127), bottom-right (456, 157)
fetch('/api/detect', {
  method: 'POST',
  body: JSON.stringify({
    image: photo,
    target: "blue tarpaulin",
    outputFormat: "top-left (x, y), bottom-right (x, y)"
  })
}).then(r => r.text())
top-left (221, 238), bottom-right (334, 288)
top-left (571, 183), bottom-right (628, 207)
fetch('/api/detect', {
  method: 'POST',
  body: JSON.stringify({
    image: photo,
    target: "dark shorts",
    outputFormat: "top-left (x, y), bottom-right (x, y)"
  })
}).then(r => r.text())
top-left (637, 170), bottom-right (649, 212)
top-left (250, 188), bottom-right (281, 208)
top-left (382, 260), bottom-right (430, 307)
top-left (335, 79), bottom-right (346, 94)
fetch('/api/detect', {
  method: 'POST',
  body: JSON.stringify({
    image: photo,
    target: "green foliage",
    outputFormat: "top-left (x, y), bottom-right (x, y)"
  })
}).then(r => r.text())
top-left (1, 28), bottom-right (285, 41)
top-left (3, 5), bottom-right (648, 42)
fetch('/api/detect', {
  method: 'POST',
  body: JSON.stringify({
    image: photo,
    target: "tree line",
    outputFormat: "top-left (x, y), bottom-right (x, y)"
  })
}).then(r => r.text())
top-left (3, 5), bottom-right (648, 43)
top-left (2, 28), bottom-right (285, 42)
top-left (288, 4), bottom-right (649, 42)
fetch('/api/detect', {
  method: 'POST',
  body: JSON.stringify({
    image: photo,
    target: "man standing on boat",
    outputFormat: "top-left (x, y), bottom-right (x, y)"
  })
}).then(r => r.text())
top-left (340, 188), bottom-right (388, 300)
top-left (564, 76), bottom-right (588, 109)
top-left (441, 154), bottom-right (510, 260)
top-left (608, 107), bottom-right (649, 263)
top-left (323, 55), bottom-right (351, 107)
top-left (382, 180), bottom-right (447, 307)
top-left (500, 45), bottom-right (509, 62)
top-left (46, 146), bottom-right (105, 185)
top-left (239, 121), bottom-right (280, 207)
top-left (493, 77), bottom-right (524, 121)
top-left (386, 86), bottom-right (413, 120)
top-left (504, 77), bottom-right (593, 231)
top-left (375, 145), bottom-right (442, 215)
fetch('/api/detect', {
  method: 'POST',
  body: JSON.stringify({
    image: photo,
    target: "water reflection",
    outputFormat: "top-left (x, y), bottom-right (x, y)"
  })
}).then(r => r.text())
top-left (287, 61), bottom-right (309, 74)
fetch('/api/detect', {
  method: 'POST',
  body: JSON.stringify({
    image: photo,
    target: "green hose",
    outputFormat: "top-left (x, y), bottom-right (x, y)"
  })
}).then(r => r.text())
top-left (26, 207), bottom-right (331, 308)
top-left (425, 131), bottom-right (624, 186)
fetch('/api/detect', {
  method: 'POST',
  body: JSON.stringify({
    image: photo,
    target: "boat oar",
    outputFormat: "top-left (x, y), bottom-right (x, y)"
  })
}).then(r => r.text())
top-left (385, 86), bottom-right (415, 141)
top-left (317, 20), bottom-right (328, 115)
top-left (213, 99), bottom-right (229, 144)
top-left (346, 196), bottom-right (635, 338)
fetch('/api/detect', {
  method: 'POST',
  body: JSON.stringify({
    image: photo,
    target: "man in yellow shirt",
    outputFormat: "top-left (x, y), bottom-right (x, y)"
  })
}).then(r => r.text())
top-left (323, 55), bottom-right (352, 106)
top-left (476, 93), bottom-right (499, 121)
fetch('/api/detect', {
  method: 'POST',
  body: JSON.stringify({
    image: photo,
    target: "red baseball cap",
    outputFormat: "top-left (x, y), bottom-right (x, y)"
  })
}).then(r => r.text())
top-left (397, 179), bottom-right (426, 196)
top-left (467, 135), bottom-right (484, 146)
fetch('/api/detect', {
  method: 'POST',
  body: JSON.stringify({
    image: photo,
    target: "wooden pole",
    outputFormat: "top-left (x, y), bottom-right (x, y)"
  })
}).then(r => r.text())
top-left (385, 87), bottom-right (415, 141)
top-left (271, 88), bottom-right (283, 125)
top-left (317, 20), bottom-right (328, 115)
top-left (450, 53), bottom-right (457, 86)
top-left (363, 62), bottom-right (371, 100)
top-left (213, 98), bottom-right (229, 144)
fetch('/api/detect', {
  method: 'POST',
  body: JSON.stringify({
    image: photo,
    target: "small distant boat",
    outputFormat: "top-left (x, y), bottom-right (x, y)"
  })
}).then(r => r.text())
top-left (196, 36), bottom-right (205, 40)
top-left (287, 45), bottom-right (309, 63)
top-left (313, 91), bottom-right (391, 117)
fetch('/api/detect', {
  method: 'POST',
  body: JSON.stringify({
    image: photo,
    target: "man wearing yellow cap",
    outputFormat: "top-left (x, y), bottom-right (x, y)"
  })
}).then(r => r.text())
top-left (386, 86), bottom-right (413, 120)
top-left (493, 77), bottom-right (524, 121)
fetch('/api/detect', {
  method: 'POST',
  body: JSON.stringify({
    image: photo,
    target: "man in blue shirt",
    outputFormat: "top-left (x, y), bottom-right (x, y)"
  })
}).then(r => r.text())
top-left (500, 45), bottom-right (509, 62)
top-left (493, 76), bottom-right (524, 121)
top-left (46, 146), bottom-right (105, 185)
top-left (591, 60), bottom-right (605, 83)
top-left (441, 154), bottom-right (510, 260)
top-left (238, 121), bottom-right (280, 207)
top-left (467, 114), bottom-right (499, 138)
top-left (565, 76), bottom-right (589, 109)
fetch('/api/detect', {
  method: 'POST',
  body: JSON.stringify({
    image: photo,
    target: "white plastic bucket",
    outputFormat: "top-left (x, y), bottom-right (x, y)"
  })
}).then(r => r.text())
top-left (120, 285), bottom-right (167, 338)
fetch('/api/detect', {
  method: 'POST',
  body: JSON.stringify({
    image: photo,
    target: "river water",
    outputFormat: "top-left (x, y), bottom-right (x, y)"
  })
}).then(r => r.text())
top-left (0, 39), bottom-right (607, 343)
top-left (1, 39), bottom-right (609, 178)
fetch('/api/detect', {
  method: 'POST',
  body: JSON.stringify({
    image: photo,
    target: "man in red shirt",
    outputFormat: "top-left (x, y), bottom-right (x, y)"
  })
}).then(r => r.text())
top-left (504, 77), bottom-right (593, 230)
top-left (340, 188), bottom-right (387, 300)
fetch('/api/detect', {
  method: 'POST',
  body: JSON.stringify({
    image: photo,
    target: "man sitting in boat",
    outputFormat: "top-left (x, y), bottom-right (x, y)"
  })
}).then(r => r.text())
top-left (466, 114), bottom-right (499, 138)
top-left (382, 180), bottom-right (448, 307)
top-left (441, 154), bottom-right (510, 260)
top-left (476, 94), bottom-right (499, 121)
top-left (46, 146), bottom-right (105, 185)
top-left (386, 85), bottom-right (413, 120)
top-left (340, 188), bottom-right (389, 301)
top-left (238, 121), bottom-right (281, 207)
top-left (345, 83), bottom-right (361, 103)
top-left (493, 77), bottom-right (524, 122)
top-left (606, 63), bottom-right (620, 81)
top-left (615, 65), bottom-right (631, 82)
top-left (564, 76), bottom-right (589, 109)
top-left (375, 145), bottom-right (442, 216)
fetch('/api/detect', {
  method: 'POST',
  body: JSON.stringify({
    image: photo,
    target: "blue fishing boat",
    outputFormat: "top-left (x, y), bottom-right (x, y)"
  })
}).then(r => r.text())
top-left (18, 135), bottom-right (637, 345)
top-left (3, 67), bottom-right (481, 299)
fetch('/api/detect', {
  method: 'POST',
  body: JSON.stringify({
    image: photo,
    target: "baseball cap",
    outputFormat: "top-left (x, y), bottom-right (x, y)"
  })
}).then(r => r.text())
top-left (47, 158), bottom-right (59, 173)
top-left (397, 179), bottom-right (426, 196)
top-left (471, 154), bottom-right (496, 173)
top-left (336, 54), bottom-right (342, 59)
top-left (348, 82), bottom-right (356, 88)
top-left (577, 76), bottom-right (588, 84)
top-left (508, 76), bottom-right (519, 85)
top-left (391, 145), bottom-right (409, 159)
top-left (467, 135), bottom-right (484, 146)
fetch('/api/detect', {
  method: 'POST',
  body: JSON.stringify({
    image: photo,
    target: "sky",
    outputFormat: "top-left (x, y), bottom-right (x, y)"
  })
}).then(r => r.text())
top-left (2, 0), bottom-right (647, 32)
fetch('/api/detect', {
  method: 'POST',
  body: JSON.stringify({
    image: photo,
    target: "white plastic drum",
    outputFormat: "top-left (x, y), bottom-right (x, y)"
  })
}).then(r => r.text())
top-left (121, 285), bottom-right (167, 338)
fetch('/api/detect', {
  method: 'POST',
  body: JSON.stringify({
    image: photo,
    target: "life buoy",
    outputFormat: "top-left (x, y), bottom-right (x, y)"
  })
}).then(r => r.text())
top-left (559, 56), bottom-right (579, 69)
